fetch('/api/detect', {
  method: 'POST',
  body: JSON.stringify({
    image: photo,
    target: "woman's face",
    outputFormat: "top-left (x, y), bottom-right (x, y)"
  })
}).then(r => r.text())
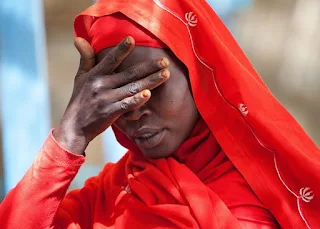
top-left (97, 47), bottom-right (199, 158)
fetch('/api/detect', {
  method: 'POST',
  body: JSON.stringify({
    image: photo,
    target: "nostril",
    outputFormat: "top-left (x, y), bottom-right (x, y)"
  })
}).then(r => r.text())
top-left (123, 106), bottom-right (151, 121)
top-left (123, 110), bottom-right (133, 118)
top-left (123, 109), bottom-right (142, 121)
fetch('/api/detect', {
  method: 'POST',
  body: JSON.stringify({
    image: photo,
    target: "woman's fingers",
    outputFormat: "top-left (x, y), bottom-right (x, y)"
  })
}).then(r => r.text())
top-left (115, 69), bottom-right (170, 100)
top-left (86, 58), bottom-right (170, 97)
top-left (109, 57), bottom-right (170, 87)
top-left (92, 36), bottom-right (135, 75)
top-left (74, 37), bottom-right (95, 75)
top-left (111, 90), bottom-right (151, 117)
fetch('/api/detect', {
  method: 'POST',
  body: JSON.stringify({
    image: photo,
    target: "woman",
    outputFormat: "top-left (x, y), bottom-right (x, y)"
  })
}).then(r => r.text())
top-left (1, 0), bottom-right (319, 228)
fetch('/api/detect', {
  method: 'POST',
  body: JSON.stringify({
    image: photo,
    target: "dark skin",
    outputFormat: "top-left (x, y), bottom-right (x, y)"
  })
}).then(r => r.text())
top-left (54, 36), bottom-right (199, 158)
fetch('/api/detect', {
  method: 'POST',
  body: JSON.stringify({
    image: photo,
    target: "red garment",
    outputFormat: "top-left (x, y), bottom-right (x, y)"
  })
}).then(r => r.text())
top-left (0, 129), bottom-right (277, 228)
top-left (90, 13), bottom-right (167, 53)
top-left (74, 0), bottom-right (320, 227)
top-left (0, 0), bottom-right (319, 229)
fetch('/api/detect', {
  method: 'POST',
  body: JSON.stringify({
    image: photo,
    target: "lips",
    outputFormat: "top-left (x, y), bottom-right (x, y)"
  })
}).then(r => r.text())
top-left (131, 128), bottom-right (166, 149)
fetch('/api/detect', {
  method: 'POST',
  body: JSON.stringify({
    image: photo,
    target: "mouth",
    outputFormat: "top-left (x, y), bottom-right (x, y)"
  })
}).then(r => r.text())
top-left (132, 128), bottom-right (166, 149)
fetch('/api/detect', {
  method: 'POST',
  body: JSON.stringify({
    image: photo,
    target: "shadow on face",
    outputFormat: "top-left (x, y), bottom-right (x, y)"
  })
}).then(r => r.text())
top-left (97, 46), bottom-right (199, 158)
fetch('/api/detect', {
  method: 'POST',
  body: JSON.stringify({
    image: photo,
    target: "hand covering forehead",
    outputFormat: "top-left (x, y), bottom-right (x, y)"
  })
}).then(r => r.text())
top-left (88, 12), bottom-right (167, 53)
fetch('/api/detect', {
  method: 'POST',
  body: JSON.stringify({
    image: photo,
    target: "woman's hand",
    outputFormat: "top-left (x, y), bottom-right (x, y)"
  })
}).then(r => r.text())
top-left (53, 36), bottom-right (170, 155)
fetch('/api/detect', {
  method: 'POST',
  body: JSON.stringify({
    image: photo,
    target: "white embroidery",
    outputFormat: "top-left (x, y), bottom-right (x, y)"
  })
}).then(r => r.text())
top-left (300, 187), bottom-right (314, 203)
top-left (121, 184), bottom-right (131, 194)
top-left (185, 12), bottom-right (198, 27)
top-left (239, 103), bottom-right (249, 116)
top-left (274, 156), bottom-right (298, 198)
top-left (297, 199), bottom-right (313, 229)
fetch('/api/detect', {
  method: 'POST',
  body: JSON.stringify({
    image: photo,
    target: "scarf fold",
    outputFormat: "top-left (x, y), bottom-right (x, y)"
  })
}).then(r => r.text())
top-left (122, 118), bottom-right (245, 228)
top-left (89, 12), bottom-right (167, 53)
top-left (74, 0), bottom-right (320, 228)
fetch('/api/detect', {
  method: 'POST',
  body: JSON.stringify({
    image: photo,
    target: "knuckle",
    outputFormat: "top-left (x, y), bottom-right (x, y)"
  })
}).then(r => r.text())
top-left (96, 98), bottom-right (113, 117)
top-left (96, 99), bottom-right (106, 111)
top-left (106, 51), bottom-right (117, 65)
top-left (86, 71), bottom-right (98, 82)
top-left (132, 95), bottom-right (140, 105)
top-left (124, 67), bottom-right (138, 81)
top-left (120, 100), bottom-right (130, 111)
top-left (94, 63), bottom-right (104, 74)
top-left (91, 79), bottom-right (104, 96)
top-left (127, 82), bottom-right (140, 95)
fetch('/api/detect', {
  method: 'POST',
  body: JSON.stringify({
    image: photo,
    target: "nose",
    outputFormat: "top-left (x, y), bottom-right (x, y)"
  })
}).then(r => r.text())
top-left (123, 105), bottom-right (152, 121)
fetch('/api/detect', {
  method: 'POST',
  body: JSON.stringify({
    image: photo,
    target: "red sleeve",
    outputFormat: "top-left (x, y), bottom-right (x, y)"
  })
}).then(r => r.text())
top-left (51, 170), bottom-right (108, 229)
top-left (0, 131), bottom-right (86, 229)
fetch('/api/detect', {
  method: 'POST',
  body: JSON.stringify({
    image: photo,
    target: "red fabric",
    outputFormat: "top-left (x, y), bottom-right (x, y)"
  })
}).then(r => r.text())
top-left (0, 0), bottom-right (319, 229)
top-left (0, 131), bottom-right (278, 229)
top-left (0, 131), bottom-right (85, 229)
top-left (90, 12), bottom-right (278, 228)
top-left (73, 0), bottom-right (320, 228)
top-left (89, 13), bottom-right (167, 53)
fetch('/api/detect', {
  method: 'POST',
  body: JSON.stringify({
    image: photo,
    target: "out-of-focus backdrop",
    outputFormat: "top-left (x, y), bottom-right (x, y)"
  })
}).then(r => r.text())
top-left (0, 0), bottom-right (319, 200)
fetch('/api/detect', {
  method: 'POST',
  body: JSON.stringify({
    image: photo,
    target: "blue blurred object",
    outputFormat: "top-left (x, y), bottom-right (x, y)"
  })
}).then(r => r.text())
top-left (207, 0), bottom-right (252, 16)
top-left (0, 0), bottom-right (50, 193)
top-left (103, 128), bottom-right (127, 163)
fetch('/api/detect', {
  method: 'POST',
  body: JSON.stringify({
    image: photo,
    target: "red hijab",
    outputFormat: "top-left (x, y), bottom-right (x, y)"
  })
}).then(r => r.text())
top-left (74, 0), bottom-right (320, 228)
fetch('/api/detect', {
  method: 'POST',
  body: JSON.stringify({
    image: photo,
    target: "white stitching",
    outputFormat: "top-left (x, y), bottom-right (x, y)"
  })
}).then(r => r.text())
top-left (274, 155), bottom-right (298, 198)
top-left (297, 198), bottom-right (312, 229)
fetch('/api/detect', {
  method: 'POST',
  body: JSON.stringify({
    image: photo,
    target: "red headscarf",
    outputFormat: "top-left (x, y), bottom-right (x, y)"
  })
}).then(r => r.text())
top-left (88, 12), bottom-right (167, 52)
top-left (74, 0), bottom-right (320, 228)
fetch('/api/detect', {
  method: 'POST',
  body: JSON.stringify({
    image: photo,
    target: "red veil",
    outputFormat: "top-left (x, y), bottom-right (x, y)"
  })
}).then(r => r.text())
top-left (74, 0), bottom-right (320, 228)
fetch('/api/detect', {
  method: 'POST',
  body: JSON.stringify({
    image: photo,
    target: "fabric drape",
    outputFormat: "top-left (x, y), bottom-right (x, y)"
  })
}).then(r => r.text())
top-left (0, 1), bottom-right (319, 229)
top-left (74, 0), bottom-right (320, 228)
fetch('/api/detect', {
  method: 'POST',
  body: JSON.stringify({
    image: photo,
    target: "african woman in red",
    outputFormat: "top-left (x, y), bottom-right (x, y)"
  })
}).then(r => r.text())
top-left (1, 0), bottom-right (319, 228)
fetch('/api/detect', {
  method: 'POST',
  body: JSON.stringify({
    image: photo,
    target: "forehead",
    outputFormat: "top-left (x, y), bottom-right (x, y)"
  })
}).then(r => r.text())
top-left (96, 47), bottom-right (173, 71)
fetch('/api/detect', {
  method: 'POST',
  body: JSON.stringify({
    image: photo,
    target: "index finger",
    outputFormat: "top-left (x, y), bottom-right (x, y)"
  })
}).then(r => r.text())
top-left (92, 36), bottom-right (135, 75)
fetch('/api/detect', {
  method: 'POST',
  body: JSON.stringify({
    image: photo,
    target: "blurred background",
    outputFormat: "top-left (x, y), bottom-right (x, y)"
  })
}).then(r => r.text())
top-left (0, 0), bottom-right (319, 200)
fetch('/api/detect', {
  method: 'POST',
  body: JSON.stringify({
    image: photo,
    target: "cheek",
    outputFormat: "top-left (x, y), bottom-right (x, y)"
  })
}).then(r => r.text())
top-left (161, 98), bottom-right (180, 117)
top-left (154, 82), bottom-right (195, 120)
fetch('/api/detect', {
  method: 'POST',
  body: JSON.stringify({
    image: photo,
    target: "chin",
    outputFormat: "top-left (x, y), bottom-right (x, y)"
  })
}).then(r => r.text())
top-left (140, 145), bottom-right (175, 159)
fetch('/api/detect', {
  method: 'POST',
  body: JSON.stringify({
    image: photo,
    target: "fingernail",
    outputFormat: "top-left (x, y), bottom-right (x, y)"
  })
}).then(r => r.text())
top-left (125, 36), bottom-right (134, 46)
top-left (142, 90), bottom-right (151, 98)
top-left (158, 58), bottom-right (169, 68)
top-left (161, 69), bottom-right (170, 78)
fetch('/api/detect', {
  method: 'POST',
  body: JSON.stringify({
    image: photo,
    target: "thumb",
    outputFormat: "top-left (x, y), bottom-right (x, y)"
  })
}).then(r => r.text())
top-left (74, 37), bottom-right (95, 75)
